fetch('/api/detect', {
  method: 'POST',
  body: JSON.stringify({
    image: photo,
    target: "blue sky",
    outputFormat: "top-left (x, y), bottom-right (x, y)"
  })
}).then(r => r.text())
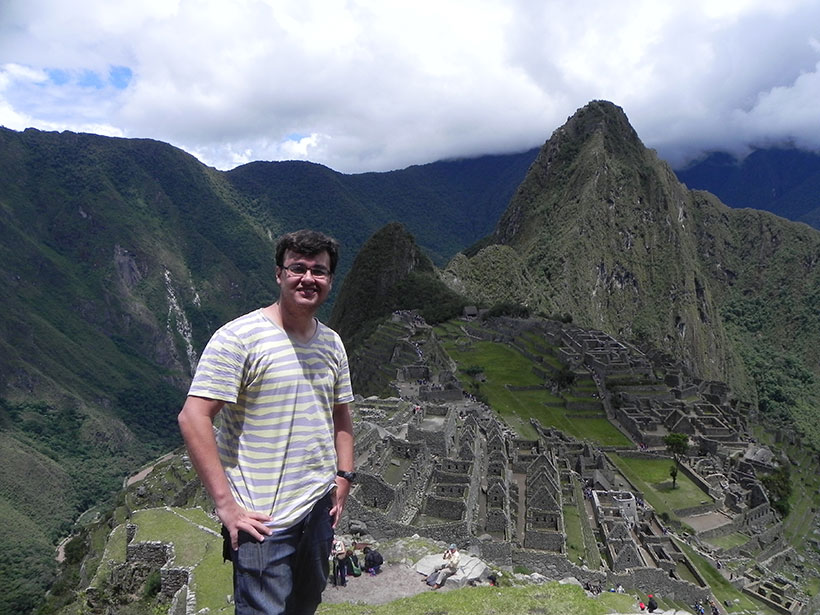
top-left (1, 0), bottom-right (820, 173)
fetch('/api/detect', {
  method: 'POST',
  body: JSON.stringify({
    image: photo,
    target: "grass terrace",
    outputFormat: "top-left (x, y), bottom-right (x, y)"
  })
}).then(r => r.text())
top-left (316, 582), bottom-right (678, 615)
top-left (129, 507), bottom-right (231, 612)
top-left (131, 507), bottom-right (220, 567)
top-left (703, 531), bottom-right (751, 551)
top-left (608, 454), bottom-right (711, 520)
top-left (435, 322), bottom-right (631, 446)
top-left (562, 504), bottom-right (585, 565)
top-left (89, 524), bottom-right (127, 587)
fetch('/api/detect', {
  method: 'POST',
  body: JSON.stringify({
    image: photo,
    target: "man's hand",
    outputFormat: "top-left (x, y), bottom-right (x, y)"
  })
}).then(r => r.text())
top-left (330, 475), bottom-right (351, 528)
top-left (217, 500), bottom-right (273, 551)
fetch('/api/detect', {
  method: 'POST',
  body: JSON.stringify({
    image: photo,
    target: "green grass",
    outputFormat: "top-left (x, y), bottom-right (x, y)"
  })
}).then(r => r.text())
top-left (703, 532), bottom-right (750, 550)
top-left (91, 524), bottom-right (127, 586)
top-left (131, 508), bottom-right (220, 567)
top-left (172, 506), bottom-right (221, 531)
top-left (439, 332), bottom-right (630, 446)
top-left (128, 506), bottom-right (232, 613)
top-left (316, 582), bottom-right (648, 615)
top-left (562, 505), bottom-right (585, 565)
top-left (571, 479), bottom-right (603, 569)
top-left (608, 454), bottom-right (711, 517)
top-left (191, 541), bottom-right (233, 613)
top-left (535, 404), bottom-right (630, 446)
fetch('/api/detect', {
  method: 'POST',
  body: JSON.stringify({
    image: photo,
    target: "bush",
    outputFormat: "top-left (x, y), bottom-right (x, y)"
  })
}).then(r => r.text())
top-left (143, 570), bottom-right (162, 599)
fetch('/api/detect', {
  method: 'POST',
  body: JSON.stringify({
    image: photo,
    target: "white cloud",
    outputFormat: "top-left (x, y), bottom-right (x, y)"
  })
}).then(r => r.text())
top-left (1, 0), bottom-right (820, 172)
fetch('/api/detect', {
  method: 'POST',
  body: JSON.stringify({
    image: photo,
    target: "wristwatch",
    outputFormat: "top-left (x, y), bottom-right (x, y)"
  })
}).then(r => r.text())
top-left (336, 470), bottom-right (357, 483)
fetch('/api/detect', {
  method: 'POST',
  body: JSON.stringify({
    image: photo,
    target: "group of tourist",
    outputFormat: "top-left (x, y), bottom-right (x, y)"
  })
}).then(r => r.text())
top-left (638, 593), bottom-right (658, 612)
top-left (330, 537), bottom-right (384, 587)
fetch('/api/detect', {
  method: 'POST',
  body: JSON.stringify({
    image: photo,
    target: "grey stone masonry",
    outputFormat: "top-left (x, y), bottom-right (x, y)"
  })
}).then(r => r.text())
top-left (344, 314), bottom-right (783, 606)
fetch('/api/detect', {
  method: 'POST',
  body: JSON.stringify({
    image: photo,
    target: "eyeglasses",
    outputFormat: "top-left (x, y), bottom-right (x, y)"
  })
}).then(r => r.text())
top-left (281, 263), bottom-right (332, 279)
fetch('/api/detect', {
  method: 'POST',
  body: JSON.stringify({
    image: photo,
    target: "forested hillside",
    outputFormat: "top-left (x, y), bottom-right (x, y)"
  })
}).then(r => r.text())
top-left (0, 126), bottom-right (533, 614)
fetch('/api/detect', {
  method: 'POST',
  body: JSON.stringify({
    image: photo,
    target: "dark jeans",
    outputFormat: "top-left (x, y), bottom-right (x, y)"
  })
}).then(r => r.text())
top-left (331, 556), bottom-right (348, 586)
top-left (223, 492), bottom-right (333, 615)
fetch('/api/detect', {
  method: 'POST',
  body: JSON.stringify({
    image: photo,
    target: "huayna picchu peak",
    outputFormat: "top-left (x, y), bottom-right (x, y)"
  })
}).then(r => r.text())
top-left (446, 101), bottom-right (819, 421)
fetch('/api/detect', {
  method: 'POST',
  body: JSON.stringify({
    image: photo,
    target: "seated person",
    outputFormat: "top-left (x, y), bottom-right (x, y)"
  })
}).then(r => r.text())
top-left (427, 544), bottom-right (460, 589)
top-left (346, 548), bottom-right (361, 577)
top-left (363, 546), bottom-right (383, 575)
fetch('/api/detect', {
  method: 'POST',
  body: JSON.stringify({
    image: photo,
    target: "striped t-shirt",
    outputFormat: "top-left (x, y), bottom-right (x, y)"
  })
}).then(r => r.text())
top-left (188, 309), bottom-right (354, 531)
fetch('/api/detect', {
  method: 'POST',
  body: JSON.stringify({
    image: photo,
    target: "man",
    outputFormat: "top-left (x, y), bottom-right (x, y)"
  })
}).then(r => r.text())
top-left (429, 544), bottom-right (460, 589)
top-left (178, 229), bottom-right (355, 615)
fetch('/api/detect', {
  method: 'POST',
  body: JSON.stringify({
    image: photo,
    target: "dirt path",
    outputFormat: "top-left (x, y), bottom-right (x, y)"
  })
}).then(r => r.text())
top-left (321, 562), bottom-right (440, 605)
top-left (125, 452), bottom-right (175, 487)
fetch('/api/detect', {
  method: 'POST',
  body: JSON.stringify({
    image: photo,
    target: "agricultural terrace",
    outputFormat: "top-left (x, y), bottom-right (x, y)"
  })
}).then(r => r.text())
top-left (129, 507), bottom-right (232, 613)
top-left (434, 321), bottom-right (631, 447)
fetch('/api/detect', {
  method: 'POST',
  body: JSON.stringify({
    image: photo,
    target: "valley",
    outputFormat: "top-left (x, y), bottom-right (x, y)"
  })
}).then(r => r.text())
top-left (51, 311), bottom-right (820, 615)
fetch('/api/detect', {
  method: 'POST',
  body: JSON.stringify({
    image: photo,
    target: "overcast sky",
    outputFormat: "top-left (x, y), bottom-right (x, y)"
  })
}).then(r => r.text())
top-left (2, 0), bottom-right (819, 174)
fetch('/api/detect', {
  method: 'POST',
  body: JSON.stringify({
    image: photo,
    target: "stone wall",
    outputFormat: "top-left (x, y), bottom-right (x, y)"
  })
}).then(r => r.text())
top-left (522, 528), bottom-right (565, 551)
top-left (357, 473), bottom-right (396, 510)
top-left (344, 496), bottom-right (473, 545)
top-left (423, 495), bottom-right (466, 520)
top-left (126, 541), bottom-right (173, 568)
top-left (160, 567), bottom-right (190, 600)
top-left (675, 503), bottom-right (718, 517)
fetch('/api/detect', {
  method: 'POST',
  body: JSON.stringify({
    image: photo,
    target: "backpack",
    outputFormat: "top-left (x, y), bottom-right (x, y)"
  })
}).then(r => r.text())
top-left (351, 557), bottom-right (361, 577)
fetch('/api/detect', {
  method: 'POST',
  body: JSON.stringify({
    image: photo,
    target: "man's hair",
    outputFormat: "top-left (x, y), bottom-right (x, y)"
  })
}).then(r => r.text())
top-left (275, 229), bottom-right (340, 273)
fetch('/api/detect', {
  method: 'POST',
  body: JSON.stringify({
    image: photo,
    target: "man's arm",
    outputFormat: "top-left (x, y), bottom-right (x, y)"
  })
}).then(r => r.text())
top-left (329, 402), bottom-right (354, 527)
top-left (178, 395), bottom-right (272, 549)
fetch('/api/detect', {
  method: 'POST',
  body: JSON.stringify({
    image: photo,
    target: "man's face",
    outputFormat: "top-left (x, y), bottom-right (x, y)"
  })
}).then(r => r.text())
top-left (276, 249), bottom-right (333, 313)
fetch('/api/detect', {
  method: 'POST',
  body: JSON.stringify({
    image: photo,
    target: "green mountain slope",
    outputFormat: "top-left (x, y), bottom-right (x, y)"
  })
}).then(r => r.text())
top-left (226, 149), bottom-right (538, 266)
top-left (675, 148), bottom-right (820, 230)
top-left (446, 101), bottom-right (820, 442)
top-left (329, 222), bottom-right (467, 350)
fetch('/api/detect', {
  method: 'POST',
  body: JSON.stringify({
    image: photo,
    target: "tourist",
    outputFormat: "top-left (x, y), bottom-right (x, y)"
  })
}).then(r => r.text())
top-left (363, 546), bottom-right (384, 575)
top-left (428, 544), bottom-right (461, 589)
top-left (331, 537), bottom-right (348, 587)
top-left (347, 548), bottom-right (361, 577)
top-left (178, 229), bottom-right (355, 615)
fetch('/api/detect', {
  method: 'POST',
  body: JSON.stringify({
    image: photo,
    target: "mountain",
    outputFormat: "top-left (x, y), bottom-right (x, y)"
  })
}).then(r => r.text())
top-left (446, 101), bottom-right (820, 440)
top-left (329, 222), bottom-right (466, 349)
top-left (0, 128), bottom-right (280, 614)
top-left (2, 103), bottom-right (820, 614)
top-left (675, 148), bottom-right (820, 230)
top-left (0, 126), bottom-right (533, 614)
top-left (225, 147), bottom-right (539, 266)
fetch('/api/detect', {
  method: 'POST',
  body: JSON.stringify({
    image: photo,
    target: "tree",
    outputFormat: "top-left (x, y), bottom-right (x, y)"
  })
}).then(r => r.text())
top-left (664, 433), bottom-right (689, 467)
top-left (669, 464), bottom-right (679, 489)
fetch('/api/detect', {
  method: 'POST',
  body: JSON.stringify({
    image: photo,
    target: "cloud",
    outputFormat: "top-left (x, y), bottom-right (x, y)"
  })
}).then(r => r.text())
top-left (1, 0), bottom-right (819, 173)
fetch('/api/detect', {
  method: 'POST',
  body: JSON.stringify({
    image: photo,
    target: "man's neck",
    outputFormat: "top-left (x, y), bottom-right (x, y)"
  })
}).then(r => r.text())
top-left (265, 301), bottom-right (317, 343)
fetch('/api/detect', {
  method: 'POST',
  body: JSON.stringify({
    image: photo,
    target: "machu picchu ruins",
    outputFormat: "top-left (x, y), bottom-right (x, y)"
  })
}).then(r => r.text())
top-left (101, 311), bottom-right (815, 615)
top-left (341, 310), bottom-right (812, 614)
